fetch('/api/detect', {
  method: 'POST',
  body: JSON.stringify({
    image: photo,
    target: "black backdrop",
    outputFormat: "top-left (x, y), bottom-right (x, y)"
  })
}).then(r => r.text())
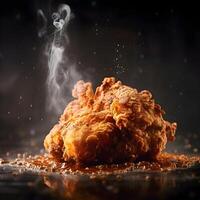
top-left (0, 0), bottom-right (200, 154)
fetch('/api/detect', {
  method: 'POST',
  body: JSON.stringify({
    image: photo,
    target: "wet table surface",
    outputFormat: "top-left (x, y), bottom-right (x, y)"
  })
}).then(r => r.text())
top-left (0, 164), bottom-right (200, 200)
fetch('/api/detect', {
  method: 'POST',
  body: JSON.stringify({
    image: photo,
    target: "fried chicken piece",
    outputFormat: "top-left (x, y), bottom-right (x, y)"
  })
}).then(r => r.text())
top-left (44, 77), bottom-right (177, 165)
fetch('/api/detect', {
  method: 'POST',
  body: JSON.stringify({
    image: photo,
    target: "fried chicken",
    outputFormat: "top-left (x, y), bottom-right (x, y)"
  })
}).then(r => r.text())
top-left (44, 77), bottom-right (177, 165)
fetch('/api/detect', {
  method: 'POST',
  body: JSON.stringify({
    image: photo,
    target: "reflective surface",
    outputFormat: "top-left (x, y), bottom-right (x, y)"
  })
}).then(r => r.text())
top-left (0, 164), bottom-right (200, 200)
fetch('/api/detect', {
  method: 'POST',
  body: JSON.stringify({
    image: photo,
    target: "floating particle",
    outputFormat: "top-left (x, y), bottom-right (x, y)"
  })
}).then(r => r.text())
top-left (177, 104), bottom-right (182, 109)
top-left (95, 28), bottom-right (99, 36)
top-left (91, 1), bottom-right (96, 7)
top-left (173, 149), bottom-right (178, 153)
top-left (169, 84), bottom-right (173, 88)
top-left (8, 111), bottom-right (11, 115)
top-left (30, 129), bottom-right (36, 136)
top-left (184, 138), bottom-right (190, 144)
top-left (138, 67), bottom-right (143, 74)
top-left (115, 65), bottom-right (126, 74)
top-left (179, 91), bottom-right (183, 96)
top-left (30, 104), bottom-right (33, 108)
top-left (19, 96), bottom-right (23, 100)
top-left (30, 140), bottom-right (36, 147)
top-left (140, 54), bottom-right (144, 59)
top-left (17, 153), bottom-right (21, 158)
top-left (40, 149), bottom-right (45, 154)
top-left (16, 13), bottom-right (21, 20)
top-left (193, 148), bottom-right (198, 153)
top-left (193, 134), bottom-right (198, 139)
top-left (29, 117), bottom-right (32, 121)
top-left (184, 144), bottom-right (192, 149)
top-left (184, 58), bottom-right (188, 63)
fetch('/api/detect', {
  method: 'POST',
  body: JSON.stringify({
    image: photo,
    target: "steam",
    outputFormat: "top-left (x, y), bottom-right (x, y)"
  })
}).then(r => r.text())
top-left (38, 4), bottom-right (82, 115)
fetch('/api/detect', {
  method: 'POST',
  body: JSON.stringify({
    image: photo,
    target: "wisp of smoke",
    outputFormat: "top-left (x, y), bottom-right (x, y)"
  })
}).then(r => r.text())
top-left (37, 9), bottom-right (47, 38)
top-left (38, 4), bottom-right (83, 115)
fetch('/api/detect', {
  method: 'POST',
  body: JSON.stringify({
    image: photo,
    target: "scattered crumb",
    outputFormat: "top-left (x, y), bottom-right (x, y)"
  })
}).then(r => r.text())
top-left (0, 158), bottom-right (5, 164)
top-left (2, 153), bottom-right (200, 177)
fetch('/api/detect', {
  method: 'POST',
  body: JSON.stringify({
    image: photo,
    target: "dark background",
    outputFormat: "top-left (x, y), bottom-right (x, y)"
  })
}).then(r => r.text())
top-left (0, 0), bottom-right (200, 155)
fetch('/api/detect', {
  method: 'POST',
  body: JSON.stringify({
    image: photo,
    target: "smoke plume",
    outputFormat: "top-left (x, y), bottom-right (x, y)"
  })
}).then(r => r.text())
top-left (38, 4), bottom-right (83, 115)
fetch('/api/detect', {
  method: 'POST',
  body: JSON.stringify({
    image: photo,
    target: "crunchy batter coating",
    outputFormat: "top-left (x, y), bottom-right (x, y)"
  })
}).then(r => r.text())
top-left (44, 77), bottom-right (177, 165)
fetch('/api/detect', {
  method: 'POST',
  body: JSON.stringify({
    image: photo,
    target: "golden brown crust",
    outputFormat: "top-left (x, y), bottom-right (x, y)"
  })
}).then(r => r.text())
top-left (44, 77), bottom-right (177, 165)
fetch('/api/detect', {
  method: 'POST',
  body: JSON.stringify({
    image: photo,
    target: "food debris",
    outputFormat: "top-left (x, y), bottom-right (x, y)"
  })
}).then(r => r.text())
top-left (0, 158), bottom-right (5, 164)
top-left (1, 153), bottom-right (199, 176)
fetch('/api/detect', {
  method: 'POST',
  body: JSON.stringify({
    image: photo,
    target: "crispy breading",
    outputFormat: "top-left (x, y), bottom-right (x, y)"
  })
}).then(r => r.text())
top-left (44, 77), bottom-right (177, 164)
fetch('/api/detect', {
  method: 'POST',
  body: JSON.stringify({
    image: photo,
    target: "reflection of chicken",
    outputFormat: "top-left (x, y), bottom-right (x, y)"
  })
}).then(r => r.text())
top-left (43, 172), bottom-right (173, 200)
top-left (44, 176), bottom-right (78, 199)
top-left (44, 77), bottom-right (177, 165)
